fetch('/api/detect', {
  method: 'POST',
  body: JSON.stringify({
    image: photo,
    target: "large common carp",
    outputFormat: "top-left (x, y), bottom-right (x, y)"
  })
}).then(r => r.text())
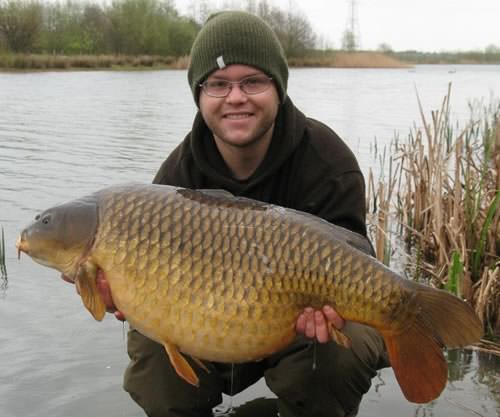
top-left (17, 184), bottom-right (482, 403)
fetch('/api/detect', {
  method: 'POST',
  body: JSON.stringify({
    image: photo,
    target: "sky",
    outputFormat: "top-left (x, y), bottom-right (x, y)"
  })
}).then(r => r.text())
top-left (174, 0), bottom-right (500, 52)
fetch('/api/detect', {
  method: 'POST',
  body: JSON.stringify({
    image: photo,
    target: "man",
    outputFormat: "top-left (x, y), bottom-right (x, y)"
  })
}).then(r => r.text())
top-left (95, 10), bottom-right (388, 417)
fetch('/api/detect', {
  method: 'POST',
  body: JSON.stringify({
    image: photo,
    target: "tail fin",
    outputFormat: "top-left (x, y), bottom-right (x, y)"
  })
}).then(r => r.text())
top-left (381, 283), bottom-right (482, 403)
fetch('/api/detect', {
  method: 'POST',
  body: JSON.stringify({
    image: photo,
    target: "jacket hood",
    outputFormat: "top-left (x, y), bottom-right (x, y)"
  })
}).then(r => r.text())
top-left (190, 96), bottom-right (306, 194)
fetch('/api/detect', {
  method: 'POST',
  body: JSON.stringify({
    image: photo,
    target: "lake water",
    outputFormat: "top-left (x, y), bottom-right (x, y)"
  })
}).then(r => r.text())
top-left (0, 66), bottom-right (499, 417)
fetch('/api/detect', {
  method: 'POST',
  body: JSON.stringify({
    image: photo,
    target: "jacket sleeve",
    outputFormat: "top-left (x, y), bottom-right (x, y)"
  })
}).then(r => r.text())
top-left (291, 118), bottom-right (374, 256)
top-left (152, 135), bottom-right (196, 187)
top-left (301, 169), bottom-right (367, 237)
top-left (301, 170), bottom-right (375, 257)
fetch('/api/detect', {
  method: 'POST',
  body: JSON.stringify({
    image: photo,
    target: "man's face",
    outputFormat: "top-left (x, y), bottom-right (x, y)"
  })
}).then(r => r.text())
top-left (199, 64), bottom-right (280, 150)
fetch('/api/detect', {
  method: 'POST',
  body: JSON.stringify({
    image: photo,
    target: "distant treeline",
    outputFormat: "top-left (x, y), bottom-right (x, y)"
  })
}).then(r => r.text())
top-left (0, 0), bottom-right (316, 58)
top-left (0, 0), bottom-right (198, 56)
top-left (1, 0), bottom-right (499, 68)
top-left (390, 50), bottom-right (500, 65)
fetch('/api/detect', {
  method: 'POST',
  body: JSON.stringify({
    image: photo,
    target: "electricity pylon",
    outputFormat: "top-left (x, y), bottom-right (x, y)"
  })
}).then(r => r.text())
top-left (343, 0), bottom-right (361, 51)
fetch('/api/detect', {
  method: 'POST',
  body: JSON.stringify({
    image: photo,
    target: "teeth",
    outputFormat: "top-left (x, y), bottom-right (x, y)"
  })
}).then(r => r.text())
top-left (226, 114), bottom-right (250, 119)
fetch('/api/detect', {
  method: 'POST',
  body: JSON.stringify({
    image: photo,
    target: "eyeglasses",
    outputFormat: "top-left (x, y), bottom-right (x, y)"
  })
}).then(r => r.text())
top-left (199, 75), bottom-right (273, 98)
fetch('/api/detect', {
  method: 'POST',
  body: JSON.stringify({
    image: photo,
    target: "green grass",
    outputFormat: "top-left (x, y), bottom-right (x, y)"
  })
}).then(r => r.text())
top-left (471, 183), bottom-right (499, 281)
top-left (446, 251), bottom-right (464, 298)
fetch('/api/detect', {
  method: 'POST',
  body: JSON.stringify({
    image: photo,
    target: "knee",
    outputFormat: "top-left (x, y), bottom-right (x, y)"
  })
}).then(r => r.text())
top-left (317, 323), bottom-right (388, 414)
top-left (123, 329), bottom-right (220, 417)
top-left (264, 325), bottom-right (387, 416)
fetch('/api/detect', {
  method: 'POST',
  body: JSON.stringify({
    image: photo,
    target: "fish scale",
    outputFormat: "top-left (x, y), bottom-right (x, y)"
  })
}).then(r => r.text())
top-left (17, 183), bottom-right (483, 403)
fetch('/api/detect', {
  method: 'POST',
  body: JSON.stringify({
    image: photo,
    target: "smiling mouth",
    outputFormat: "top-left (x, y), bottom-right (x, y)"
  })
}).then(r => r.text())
top-left (224, 113), bottom-right (252, 119)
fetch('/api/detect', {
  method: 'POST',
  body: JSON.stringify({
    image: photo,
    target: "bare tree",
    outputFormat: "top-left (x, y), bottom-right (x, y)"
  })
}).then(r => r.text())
top-left (257, 0), bottom-right (271, 21)
top-left (244, 0), bottom-right (257, 14)
top-left (187, 0), bottom-right (213, 24)
top-left (82, 4), bottom-right (113, 54)
top-left (257, 1), bottom-right (315, 57)
top-left (485, 44), bottom-right (500, 54)
top-left (283, 8), bottom-right (315, 57)
top-left (341, 29), bottom-right (356, 51)
top-left (0, 0), bottom-right (43, 52)
top-left (377, 42), bottom-right (392, 53)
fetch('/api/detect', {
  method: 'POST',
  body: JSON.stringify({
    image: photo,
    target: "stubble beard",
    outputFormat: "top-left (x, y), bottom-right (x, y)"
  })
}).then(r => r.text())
top-left (212, 114), bottom-right (276, 150)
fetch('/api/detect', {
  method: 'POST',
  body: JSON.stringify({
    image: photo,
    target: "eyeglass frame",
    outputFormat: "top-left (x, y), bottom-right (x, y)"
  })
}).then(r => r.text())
top-left (199, 75), bottom-right (274, 98)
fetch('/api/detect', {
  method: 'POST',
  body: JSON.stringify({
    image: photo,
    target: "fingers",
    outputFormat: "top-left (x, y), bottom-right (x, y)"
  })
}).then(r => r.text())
top-left (314, 310), bottom-right (329, 343)
top-left (295, 307), bottom-right (317, 339)
top-left (323, 305), bottom-right (345, 330)
top-left (296, 310), bottom-right (307, 333)
top-left (95, 269), bottom-right (115, 310)
top-left (63, 269), bottom-right (126, 321)
top-left (296, 305), bottom-right (345, 344)
top-left (304, 307), bottom-right (316, 339)
top-left (96, 270), bottom-right (126, 321)
top-left (114, 310), bottom-right (126, 322)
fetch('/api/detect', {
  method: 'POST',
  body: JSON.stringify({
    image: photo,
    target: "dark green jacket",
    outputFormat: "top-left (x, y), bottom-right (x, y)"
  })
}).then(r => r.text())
top-left (153, 97), bottom-right (367, 237)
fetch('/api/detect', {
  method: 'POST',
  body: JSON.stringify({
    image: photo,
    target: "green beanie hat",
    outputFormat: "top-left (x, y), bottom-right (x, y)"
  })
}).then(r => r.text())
top-left (188, 11), bottom-right (288, 105)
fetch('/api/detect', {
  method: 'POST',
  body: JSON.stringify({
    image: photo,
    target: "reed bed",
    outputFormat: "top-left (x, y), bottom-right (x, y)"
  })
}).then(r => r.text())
top-left (367, 142), bottom-right (403, 267)
top-left (0, 52), bottom-right (410, 71)
top-left (368, 86), bottom-right (500, 339)
top-left (288, 52), bottom-right (409, 68)
top-left (0, 54), bottom-right (185, 70)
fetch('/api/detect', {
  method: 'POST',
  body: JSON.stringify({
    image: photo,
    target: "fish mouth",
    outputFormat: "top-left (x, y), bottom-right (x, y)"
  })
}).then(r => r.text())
top-left (16, 233), bottom-right (29, 259)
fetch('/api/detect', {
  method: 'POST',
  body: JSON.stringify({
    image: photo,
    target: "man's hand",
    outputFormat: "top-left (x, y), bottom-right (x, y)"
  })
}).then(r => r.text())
top-left (296, 305), bottom-right (345, 343)
top-left (62, 270), bottom-right (126, 321)
top-left (95, 270), bottom-right (126, 321)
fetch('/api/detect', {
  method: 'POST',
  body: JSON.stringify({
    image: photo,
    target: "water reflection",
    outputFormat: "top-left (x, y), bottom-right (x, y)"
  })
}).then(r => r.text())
top-left (0, 226), bottom-right (7, 297)
top-left (217, 349), bottom-right (498, 417)
top-left (0, 266), bottom-right (7, 297)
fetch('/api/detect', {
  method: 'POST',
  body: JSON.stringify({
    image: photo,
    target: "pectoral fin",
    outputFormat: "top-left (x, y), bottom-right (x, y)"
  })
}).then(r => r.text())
top-left (75, 261), bottom-right (106, 321)
top-left (163, 342), bottom-right (199, 386)
top-left (328, 322), bottom-right (352, 348)
top-left (191, 356), bottom-right (210, 373)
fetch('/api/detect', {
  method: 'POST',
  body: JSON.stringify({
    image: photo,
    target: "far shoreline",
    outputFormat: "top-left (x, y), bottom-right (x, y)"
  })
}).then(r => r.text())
top-left (1, 51), bottom-right (499, 72)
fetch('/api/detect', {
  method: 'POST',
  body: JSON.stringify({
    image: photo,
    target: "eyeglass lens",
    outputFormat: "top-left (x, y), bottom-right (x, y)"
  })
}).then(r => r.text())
top-left (202, 75), bottom-right (272, 97)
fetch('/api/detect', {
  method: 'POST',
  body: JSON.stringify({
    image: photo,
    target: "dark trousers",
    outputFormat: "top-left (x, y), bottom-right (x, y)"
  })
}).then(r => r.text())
top-left (123, 322), bottom-right (389, 417)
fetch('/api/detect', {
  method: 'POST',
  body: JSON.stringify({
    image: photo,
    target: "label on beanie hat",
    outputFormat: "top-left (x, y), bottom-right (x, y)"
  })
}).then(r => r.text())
top-left (216, 56), bottom-right (226, 69)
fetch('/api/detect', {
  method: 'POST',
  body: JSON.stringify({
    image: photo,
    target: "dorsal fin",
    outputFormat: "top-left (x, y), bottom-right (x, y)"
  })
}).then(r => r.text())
top-left (197, 189), bottom-right (373, 255)
top-left (197, 189), bottom-right (235, 199)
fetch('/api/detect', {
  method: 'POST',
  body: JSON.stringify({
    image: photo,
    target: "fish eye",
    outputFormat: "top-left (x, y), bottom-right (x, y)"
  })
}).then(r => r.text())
top-left (42, 215), bottom-right (51, 225)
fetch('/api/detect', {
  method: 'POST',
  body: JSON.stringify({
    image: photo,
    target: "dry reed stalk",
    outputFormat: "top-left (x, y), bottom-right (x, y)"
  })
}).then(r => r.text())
top-left (170, 55), bottom-right (190, 69)
top-left (366, 145), bottom-right (401, 265)
top-left (375, 182), bottom-right (387, 262)
top-left (330, 52), bottom-right (410, 68)
top-left (471, 337), bottom-right (500, 355)
top-left (287, 52), bottom-right (411, 68)
top-left (474, 265), bottom-right (500, 336)
top-left (367, 169), bottom-right (388, 263)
